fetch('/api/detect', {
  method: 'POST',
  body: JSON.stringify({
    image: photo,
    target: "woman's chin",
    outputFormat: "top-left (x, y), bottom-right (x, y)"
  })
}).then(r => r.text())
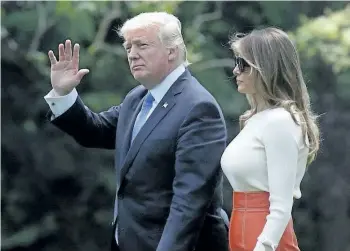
top-left (237, 85), bottom-right (247, 94)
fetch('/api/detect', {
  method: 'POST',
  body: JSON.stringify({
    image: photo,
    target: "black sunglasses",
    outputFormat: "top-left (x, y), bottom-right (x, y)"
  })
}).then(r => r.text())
top-left (235, 57), bottom-right (250, 72)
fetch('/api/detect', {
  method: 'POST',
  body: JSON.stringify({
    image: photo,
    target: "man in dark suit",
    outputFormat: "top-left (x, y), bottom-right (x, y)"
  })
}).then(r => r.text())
top-left (45, 12), bottom-right (228, 251)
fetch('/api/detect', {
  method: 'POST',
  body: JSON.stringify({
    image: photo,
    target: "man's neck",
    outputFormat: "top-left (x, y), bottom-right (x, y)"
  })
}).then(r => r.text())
top-left (144, 63), bottom-right (183, 89)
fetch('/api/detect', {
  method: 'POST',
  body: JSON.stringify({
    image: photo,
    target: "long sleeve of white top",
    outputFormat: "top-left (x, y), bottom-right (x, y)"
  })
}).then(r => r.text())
top-left (256, 115), bottom-right (300, 250)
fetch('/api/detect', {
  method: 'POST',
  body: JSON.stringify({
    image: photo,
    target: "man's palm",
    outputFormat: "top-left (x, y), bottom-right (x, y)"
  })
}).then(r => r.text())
top-left (48, 40), bottom-right (89, 96)
top-left (51, 60), bottom-right (79, 88)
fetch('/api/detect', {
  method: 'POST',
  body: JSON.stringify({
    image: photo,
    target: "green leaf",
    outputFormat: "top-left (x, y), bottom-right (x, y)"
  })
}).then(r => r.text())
top-left (69, 11), bottom-right (95, 41)
top-left (259, 2), bottom-right (289, 27)
top-left (81, 92), bottom-right (123, 111)
top-left (22, 120), bottom-right (37, 133)
top-left (94, 210), bottom-right (112, 225)
top-left (55, 1), bottom-right (74, 17)
top-left (336, 72), bottom-right (350, 101)
top-left (76, 2), bottom-right (98, 13)
top-left (3, 9), bottom-right (38, 32)
top-left (127, 1), bottom-right (180, 15)
top-left (2, 214), bottom-right (57, 249)
top-left (96, 168), bottom-right (116, 193)
top-left (292, 6), bottom-right (350, 73)
top-left (341, 27), bottom-right (350, 47)
top-left (191, 66), bottom-right (247, 117)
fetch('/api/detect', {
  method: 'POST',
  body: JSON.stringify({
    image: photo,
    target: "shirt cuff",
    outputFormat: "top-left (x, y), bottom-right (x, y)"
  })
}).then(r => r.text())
top-left (44, 88), bottom-right (78, 118)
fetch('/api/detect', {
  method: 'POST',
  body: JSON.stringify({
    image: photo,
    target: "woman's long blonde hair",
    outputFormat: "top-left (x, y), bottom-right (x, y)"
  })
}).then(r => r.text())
top-left (230, 27), bottom-right (320, 165)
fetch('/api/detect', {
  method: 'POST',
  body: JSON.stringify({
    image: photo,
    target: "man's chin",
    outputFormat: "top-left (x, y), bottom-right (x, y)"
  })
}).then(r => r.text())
top-left (133, 73), bottom-right (149, 83)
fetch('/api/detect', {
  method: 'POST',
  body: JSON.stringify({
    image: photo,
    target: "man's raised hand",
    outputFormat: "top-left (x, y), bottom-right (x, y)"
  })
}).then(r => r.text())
top-left (48, 39), bottom-right (89, 96)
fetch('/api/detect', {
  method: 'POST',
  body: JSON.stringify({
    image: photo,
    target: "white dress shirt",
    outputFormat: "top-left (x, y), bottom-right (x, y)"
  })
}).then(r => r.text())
top-left (44, 64), bottom-right (186, 244)
top-left (220, 108), bottom-right (309, 251)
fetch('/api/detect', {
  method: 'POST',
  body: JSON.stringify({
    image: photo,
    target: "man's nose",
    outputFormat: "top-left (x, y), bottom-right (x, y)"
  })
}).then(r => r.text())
top-left (128, 47), bottom-right (139, 61)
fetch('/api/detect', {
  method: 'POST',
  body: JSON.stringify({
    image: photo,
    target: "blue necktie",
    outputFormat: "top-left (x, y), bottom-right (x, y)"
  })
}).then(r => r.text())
top-left (131, 92), bottom-right (154, 142)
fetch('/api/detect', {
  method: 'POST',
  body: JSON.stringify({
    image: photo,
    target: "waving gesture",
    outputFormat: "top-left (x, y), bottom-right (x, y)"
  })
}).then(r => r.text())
top-left (48, 40), bottom-right (89, 96)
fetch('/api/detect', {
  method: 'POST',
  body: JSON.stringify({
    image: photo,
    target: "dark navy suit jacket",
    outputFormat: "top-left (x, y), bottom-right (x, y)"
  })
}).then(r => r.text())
top-left (50, 68), bottom-right (229, 251)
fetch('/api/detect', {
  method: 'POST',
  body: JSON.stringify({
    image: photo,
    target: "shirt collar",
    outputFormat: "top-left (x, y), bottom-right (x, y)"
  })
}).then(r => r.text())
top-left (149, 64), bottom-right (185, 104)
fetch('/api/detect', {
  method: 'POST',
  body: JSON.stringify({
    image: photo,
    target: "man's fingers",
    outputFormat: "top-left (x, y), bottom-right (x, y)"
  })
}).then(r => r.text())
top-left (65, 39), bottom-right (72, 61)
top-left (58, 43), bottom-right (65, 61)
top-left (76, 69), bottom-right (90, 82)
top-left (72, 43), bottom-right (80, 68)
top-left (48, 50), bottom-right (57, 65)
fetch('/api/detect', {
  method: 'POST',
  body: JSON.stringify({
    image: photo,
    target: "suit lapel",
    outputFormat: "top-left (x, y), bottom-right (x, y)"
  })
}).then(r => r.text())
top-left (118, 69), bottom-right (189, 187)
top-left (119, 95), bottom-right (175, 185)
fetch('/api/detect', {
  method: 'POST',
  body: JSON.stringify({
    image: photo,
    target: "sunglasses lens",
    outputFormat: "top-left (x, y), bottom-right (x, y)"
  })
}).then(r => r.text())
top-left (235, 57), bottom-right (249, 72)
top-left (235, 57), bottom-right (243, 72)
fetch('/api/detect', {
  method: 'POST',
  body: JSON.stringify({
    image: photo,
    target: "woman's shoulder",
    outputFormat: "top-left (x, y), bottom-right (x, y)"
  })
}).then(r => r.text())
top-left (251, 107), bottom-right (302, 135)
top-left (252, 107), bottom-right (294, 125)
top-left (265, 107), bottom-right (294, 122)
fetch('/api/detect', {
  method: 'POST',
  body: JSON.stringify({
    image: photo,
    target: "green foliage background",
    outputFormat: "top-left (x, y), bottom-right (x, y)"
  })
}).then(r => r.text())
top-left (2, 1), bottom-right (350, 251)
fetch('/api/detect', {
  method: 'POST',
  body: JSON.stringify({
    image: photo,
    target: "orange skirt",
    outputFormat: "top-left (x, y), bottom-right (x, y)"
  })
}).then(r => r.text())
top-left (229, 192), bottom-right (300, 251)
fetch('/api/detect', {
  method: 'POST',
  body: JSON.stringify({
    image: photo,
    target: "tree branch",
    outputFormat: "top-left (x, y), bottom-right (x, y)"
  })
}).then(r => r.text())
top-left (192, 2), bottom-right (223, 30)
top-left (91, 2), bottom-right (124, 57)
top-left (29, 2), bottom-right (56, 53)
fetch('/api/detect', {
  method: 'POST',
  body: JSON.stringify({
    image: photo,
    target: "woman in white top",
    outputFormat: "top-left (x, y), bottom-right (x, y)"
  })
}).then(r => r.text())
top-left (221, 27), bottom-right (320, 251)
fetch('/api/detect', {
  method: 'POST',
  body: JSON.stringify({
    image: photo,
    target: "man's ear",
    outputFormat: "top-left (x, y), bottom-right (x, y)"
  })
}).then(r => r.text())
top-left (168, 46), bottom-right (178, 61)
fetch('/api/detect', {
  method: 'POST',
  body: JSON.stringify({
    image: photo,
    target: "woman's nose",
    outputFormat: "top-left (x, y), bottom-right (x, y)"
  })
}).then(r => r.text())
top-left (233, 65), bottom-right (240, 76)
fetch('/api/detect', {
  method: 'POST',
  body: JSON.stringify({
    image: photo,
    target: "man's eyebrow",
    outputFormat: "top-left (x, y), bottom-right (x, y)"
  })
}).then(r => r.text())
top-left (123, 38), bottom-right (149, 48)
top-left (133, 38), bottom-right (147, 44)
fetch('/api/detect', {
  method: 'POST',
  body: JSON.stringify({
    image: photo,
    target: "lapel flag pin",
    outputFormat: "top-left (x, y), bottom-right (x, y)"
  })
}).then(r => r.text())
top-left (163, 102), bottom-right (168, 108)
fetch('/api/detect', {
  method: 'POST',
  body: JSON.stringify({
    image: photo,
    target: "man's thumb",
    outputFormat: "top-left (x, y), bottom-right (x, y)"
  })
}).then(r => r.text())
top-left (76, 69), bottom-right (90, 82)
